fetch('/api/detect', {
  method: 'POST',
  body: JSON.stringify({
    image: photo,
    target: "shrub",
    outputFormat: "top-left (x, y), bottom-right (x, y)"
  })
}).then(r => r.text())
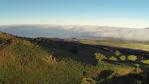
top-left (109, 56), bottom-right (117, 61)
top-left (134, 64), bottom-right (140, 67)
top-left (43, 54), bottom-right (56, 64)
top-left (128, 55), bottom-right (137, 61)
top-left (115, 51), bottom-right (121, 56)
top-left (81, 77), bottom-right (96, 84)
top-left (95, 53), bottom-right (107, 61)
top-left (120, 56), bottom-right (126, 61)
top-left (141, 60), bottom-right (149, 64)
top-left (133, 80), bottom-right (142, 84)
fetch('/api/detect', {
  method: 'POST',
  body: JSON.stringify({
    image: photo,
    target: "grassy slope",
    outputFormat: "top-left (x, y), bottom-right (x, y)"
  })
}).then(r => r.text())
top-left (0, 32), bottom-right (148, 84)
top-left (81, 39), bottom-right (149, 51)
top-left (0, 32), bottom-right (92, 84)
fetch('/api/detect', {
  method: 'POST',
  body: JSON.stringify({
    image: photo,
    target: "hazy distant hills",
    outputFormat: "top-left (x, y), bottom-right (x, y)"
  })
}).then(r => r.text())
top-left (0, 24), bottom-right (149, 41)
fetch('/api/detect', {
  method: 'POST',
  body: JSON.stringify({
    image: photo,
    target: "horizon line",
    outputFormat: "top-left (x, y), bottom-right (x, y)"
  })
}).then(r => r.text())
top-left (0, 23), bottom-right (148, 29)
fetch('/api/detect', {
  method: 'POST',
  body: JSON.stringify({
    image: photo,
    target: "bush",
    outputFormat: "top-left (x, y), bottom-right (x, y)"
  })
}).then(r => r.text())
top-left (115, 51), bottom-right (121, 56)
top-left (109, 56), bottom-right (117, 61)
top-left (81, 77), bottom-right (96, 84)
top-left (141, 60), bottom-right (149, 64)
top-left (128, 55), bottom-right (137, 61)
top-left (95, 53), bottom-right (107, 61)
top-left (120, 56), bottom-right (126, 61)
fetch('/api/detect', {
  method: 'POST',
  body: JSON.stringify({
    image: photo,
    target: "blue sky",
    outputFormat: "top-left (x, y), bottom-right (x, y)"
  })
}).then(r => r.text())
top-left (0, 0), bottom-right (149, 28)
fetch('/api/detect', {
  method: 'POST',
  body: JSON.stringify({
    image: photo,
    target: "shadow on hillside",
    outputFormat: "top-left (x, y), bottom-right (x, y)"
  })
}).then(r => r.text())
top-left (26, 38), bottom-right (149, 65)
top-left (87, 69), bottom-right (149, 84)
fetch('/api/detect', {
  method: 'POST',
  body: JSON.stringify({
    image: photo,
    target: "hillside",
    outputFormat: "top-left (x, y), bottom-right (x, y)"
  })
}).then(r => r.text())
top-left (0, 32), bottom-right (90, 84)
top-left (0, 32), bottom-right (149, 84)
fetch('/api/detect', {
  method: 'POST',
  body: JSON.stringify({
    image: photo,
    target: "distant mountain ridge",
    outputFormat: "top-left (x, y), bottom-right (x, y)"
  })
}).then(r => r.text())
top-left (0, 24), bottom-right (149, 42)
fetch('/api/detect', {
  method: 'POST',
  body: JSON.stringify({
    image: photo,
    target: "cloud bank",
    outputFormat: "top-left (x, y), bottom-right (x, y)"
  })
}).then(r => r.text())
top-left (0, 24), bottom-right (149, 41)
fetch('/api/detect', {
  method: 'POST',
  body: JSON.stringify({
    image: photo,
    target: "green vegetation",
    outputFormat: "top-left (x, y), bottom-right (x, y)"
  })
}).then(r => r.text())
top-left (120, 56), bottom-right (126, 61)
top-left (81, 77), bottom-right (97, 84)
top-left (141, 60), bottom-right (149, 64)
top-left (115, 50), bottom-right (121, 56)
top-left (95, 52), bottom-right (107, 61)
top-left (0, 32), bottom-right (149, 84)
top-left (0, 32), bottom-right (92, 83)
top-left (128, 55), bottom-right (138, 61)
top-left (80, 39), bottom-right (149, 51)
top-left (109, 56), bottom-right (117, 61)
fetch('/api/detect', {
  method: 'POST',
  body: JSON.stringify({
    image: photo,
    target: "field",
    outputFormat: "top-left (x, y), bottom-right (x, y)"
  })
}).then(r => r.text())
top-left (0, 32), bottom-right (149, 84)
top-left (81, 39), bottom-right (149, 51)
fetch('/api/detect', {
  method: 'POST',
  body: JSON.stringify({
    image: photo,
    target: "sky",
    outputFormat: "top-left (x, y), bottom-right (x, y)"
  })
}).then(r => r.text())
top-left (0, 0), bottom-right (149, 28)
